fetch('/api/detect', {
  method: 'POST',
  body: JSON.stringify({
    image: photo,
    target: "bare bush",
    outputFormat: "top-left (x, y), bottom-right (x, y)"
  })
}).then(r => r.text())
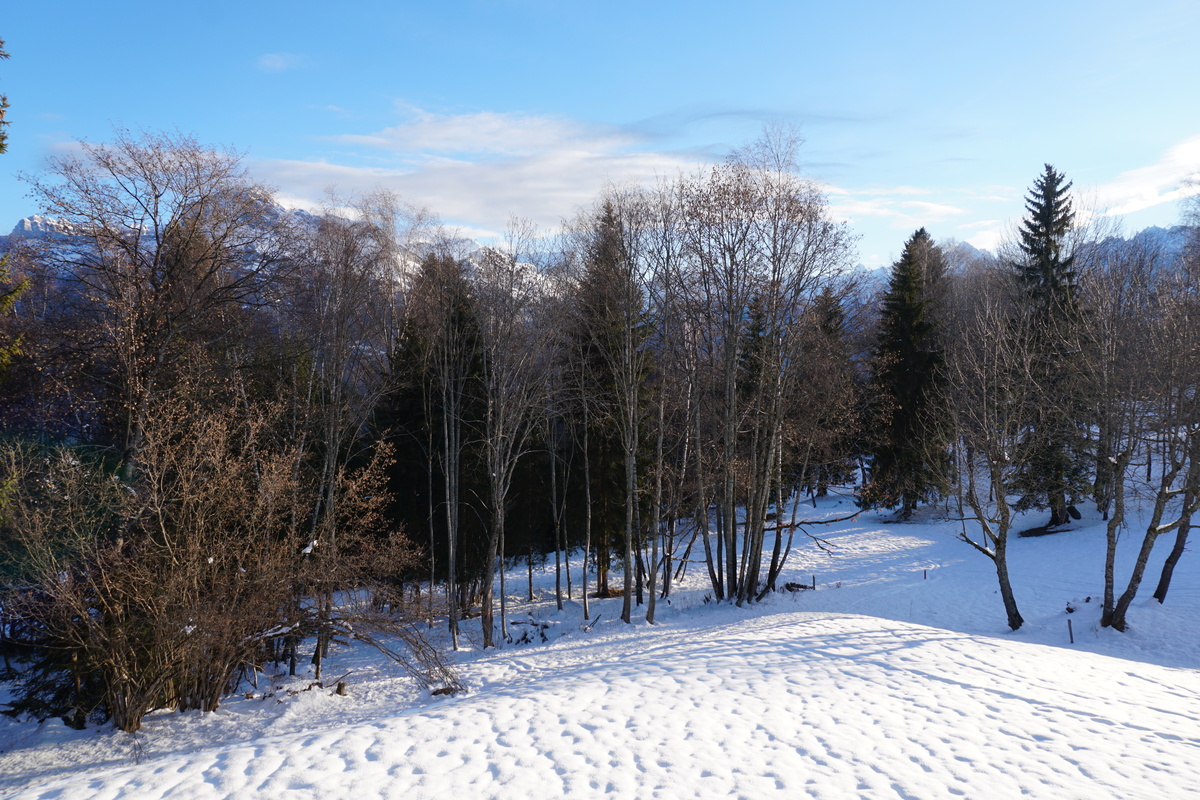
top-left (2, 366), bottom-right (455, 732)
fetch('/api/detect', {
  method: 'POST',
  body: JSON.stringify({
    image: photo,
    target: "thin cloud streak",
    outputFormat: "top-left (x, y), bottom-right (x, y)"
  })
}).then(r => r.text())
top-left (1094, 134), bottom-right (1200, 215)
top-left (828, 193), bottom-right (969, 227)
top-left (332, 110), bottom-right (637, 158)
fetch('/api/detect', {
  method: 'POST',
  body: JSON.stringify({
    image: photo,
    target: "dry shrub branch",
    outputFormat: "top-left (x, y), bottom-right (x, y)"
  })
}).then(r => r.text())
top-left (2, 365), bottom-right (455, 732)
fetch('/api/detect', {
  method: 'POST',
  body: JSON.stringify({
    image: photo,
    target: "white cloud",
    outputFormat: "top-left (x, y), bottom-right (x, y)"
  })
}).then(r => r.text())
top-left (255, 111), bottom-right (1195, 264)
top-left (823, 183), bottom-right (1018, 265)
top-left (963, 227), bottom-right (1006, 253)
top-left (333, 109), bottom-right (637, 159)
top-left (1094, 134), bottom-right (1200, 216)
top-left (254, 108), bottom-right (698, 234)
top-left (825, 184), bottom-right (933, 198)
top-left (257, 53), bottom-right (303, 72)
top-left (827, 193), bottom-right (968, 228)
top-left (955, 219), bottom-right (1002, 231)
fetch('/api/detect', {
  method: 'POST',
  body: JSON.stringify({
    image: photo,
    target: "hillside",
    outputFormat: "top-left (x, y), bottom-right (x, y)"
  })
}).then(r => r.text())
top-left (2, 496), bottom-right (1197, 799)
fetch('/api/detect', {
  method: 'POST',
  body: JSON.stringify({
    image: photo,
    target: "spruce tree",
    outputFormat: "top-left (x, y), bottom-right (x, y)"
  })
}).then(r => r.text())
top-left (863, 228), bottom-right (949, 517)
top-left (377, 253), bottom-right (488, 646)
top-left (1010, 164), bottom-right (1088, 528)
top-left (1015, 164), bottom-right (1077, 310)
top-left (801, 287), bottom-right (858, 498)
top-left (565, 200), bottom-right (651, 615)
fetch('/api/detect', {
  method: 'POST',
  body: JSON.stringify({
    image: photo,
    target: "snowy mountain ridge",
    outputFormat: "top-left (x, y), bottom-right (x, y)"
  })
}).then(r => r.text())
top-left (7, 215), bottom-right (73, 240)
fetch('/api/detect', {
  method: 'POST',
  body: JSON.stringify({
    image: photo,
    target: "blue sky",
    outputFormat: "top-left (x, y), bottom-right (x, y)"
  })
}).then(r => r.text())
top-left (3, 0), bottom-right (1199, 265)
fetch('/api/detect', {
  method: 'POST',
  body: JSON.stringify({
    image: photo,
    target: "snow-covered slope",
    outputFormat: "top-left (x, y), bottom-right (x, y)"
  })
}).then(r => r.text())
top-left (2, 500), bottom-right (1198, 799)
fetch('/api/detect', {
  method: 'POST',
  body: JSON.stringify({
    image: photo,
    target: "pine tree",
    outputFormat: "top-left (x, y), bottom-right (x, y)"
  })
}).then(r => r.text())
top-left (1009, 165), bottom-right (1089, 528)
top-left (863, 228), bottom-right (950, 517)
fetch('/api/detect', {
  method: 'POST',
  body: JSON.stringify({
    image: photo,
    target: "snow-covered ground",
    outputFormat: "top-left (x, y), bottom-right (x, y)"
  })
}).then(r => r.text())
top-left (2, 494), bottom-right (1199, 799)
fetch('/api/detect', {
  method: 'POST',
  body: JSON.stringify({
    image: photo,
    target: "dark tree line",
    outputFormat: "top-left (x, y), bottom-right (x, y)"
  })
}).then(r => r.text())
top-left (364, 130), bottom-right (867, 638)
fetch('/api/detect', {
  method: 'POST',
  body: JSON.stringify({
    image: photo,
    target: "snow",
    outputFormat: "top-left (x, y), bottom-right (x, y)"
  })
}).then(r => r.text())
top-left (3, 497), bottom-right (1199, 799)
top-left (7, 216), bottom-right (72, 240)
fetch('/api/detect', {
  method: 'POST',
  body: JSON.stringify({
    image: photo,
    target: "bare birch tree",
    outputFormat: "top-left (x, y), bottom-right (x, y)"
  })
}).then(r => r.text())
top-left (942, 267), bottom-right (1032, 630)
top-left (1150, 190), bottom-right (1200, 604)
top-left (1088, 235), bottom-right (1200, 629)
top-left (475, 218), bottom-right (548, 646)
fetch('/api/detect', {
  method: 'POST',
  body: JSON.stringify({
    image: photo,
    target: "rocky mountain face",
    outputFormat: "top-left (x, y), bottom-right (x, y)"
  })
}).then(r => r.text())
top-left (8, 215), bottom-right (73, 240)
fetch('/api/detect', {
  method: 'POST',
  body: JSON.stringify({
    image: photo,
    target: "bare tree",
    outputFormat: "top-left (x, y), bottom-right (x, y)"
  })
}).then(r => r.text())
top-left (1091, 233), bottom-right (1200, 629)
top-left (1151, 189), bottom-right (1200, 603)
top-left (401, 247), bottom-right (481, 650)
top-left (942, 267), bottom-right (1034, 630)
top-left (2, 363), bottom-right (452, 732)
top-left (641, 179), bottom-right (690, 622)
top-left (539, 283), bottom-right (575, 612)
top-left (677, 128), bottom-right (854, 605)
top-left (273, 196), bottom-right (419, 668)
top-left (24, 129), bottom-right (290, 480)
top-left (475, 218), bottom-right (548, 646)
top-left (1080, 234), bottom-right (1161, 628)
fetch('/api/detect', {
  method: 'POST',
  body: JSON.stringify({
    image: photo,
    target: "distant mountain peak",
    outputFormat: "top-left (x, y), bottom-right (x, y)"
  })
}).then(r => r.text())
top-left (10, 215), bottom-right (73, 240)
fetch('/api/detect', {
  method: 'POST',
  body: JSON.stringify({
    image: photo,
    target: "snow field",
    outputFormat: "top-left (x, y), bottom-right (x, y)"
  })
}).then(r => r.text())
top-left (2, 498), bottom-right (1199, 798)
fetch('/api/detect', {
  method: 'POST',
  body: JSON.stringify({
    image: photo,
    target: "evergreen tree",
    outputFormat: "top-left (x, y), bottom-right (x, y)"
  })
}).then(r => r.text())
top-left (377, 253), bottom-right (488, 644)
top-left (863, 228), bottom-right (950, 517)
top-left (1015, 165), bottom-right (1078, 310)
top-left (565, 200), bottom-right (651, 614)
top-left (1009, 165), bottom-right (1089, 528)
top-left (0, 256), bottom-right (26, 533)
top-left (0, 258), bottom-right (26, 385)
top-left (801, 287), bottom-right (858, 497)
